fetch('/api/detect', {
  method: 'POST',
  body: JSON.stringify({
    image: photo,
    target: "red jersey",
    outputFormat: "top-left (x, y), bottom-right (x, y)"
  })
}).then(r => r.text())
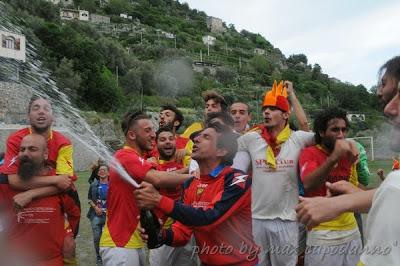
top-left (299, 145), bottom-right (357, 197)
top-left (157, 159), bottom-right (184, 201)
top-left (100, 146), bottom-right (155, 248)
top-left (0, 172), bottom-right (80, 265)
top-left (1, 127), bottom-right (75, 180)
top-left (157, 165), bottom-right (259, 266)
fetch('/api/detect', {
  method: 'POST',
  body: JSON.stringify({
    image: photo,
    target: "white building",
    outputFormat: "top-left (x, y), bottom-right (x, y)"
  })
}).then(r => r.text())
top-left (202, 35), bottom-right (216, 46)
top-left (0, 30), bottom-right (26, 62)
top-left (60, 8), bottom-right (89, 21)
top-left (90, 14), bottom-right (110, 24)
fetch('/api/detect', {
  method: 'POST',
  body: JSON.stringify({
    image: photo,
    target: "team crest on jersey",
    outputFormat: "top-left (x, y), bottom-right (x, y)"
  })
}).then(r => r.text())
top-left (230, 173), bottom-right (248, 189)
top-left (196, 187), bottom-right (204, 196)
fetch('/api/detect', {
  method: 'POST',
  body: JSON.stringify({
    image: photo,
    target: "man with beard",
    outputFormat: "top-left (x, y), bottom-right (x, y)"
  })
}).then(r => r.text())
top-left (181, 90), bottom-right (227, 139)
top-left (296, 55), bottom-right (400, 266)
top-left (159, 105), bottom-right (188, 149)
top-left (232, 80), bottom-right (315, 265)
top-left (99, 111), bottom-right (192, 266)
top-left (0, 96), bottom-right (79, 265)
top-left (298, 107), bottom-right (360, 266)
top-left (0, 134), bottom-right (80, 266)
top-left (149, 126), bottom-right (197, 266)
top-left (135, 123), bottom-right (258, 265)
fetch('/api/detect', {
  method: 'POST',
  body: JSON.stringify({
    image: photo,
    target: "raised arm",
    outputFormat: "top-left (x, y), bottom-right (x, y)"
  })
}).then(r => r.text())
top-left (285, 80), bottom-right (309, 131)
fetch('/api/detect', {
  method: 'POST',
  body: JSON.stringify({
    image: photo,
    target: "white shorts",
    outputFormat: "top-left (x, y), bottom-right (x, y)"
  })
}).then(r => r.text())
top-left (100, 247), bottom-right (146, 266)
top-left (252, 218), bottom-right (299, 266)
top-left (149, 237), bottom-right (199, 266)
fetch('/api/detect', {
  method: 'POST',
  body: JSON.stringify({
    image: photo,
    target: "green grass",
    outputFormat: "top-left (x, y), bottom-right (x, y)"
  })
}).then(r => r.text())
top-left (73, 160), bottom-right (392, 265)
top-left (75, 171), bottom-right (96, 266)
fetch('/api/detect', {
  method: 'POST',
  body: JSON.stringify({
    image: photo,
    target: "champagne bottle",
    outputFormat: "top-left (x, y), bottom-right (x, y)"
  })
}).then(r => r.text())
top-left (140, 209), bottom-right (162, 249)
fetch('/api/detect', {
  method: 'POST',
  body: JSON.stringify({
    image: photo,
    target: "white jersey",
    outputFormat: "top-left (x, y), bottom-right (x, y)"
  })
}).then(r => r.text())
top-left (360, 171), bottom-right (400, 266)
top-left (233, 130), bottom-right (314, 221)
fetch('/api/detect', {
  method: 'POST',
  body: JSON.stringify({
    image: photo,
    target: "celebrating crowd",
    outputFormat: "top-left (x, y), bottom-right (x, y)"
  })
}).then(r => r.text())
top-left (0, 56), bottom-right (400, 266)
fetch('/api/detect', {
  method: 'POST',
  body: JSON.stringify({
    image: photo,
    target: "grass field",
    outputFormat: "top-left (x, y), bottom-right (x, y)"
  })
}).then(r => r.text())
top-left (74, 159), bottom-right (394, 265)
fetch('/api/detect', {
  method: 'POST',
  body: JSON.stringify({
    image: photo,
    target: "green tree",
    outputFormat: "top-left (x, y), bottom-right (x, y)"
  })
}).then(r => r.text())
top-left (54, 58), bottom-right (82, 102)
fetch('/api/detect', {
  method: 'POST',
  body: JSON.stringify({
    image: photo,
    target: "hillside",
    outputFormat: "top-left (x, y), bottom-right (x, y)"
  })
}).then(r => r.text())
top-left (1, 0), bottom-right (384, 133)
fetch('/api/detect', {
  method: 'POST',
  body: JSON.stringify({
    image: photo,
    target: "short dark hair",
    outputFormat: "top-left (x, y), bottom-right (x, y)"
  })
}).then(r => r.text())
top-left (379, 56), bottom-right (400, 83)
top-left (202, 90), bottom-right (227, 111)
top-left (206, 122), bottom-right (239, 165)
top-left (121, 110), bottom-right (149, 136)
top-left (313, 107), bottom-right (349, 144)
top-left (160, 104), bottom-right (184, 131)
top-left (27, 95), bottom-right (50, 114)
top-left (205, 112), bottom-right (234, 128)
top-left (230, 102), bottom-right (251, 114)
top-left (156, 125), bottom-right (174, 142)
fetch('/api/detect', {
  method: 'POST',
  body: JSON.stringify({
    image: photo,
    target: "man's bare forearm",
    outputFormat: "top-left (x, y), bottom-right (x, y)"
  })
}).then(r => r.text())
top-left (303, 156), bottom-right (337, 191)
top-left (8, 174), bottom-right (58, 190)
top-left (145, 170), bottom-right (191, 188)
top-left (339, 188), bottom-right (375, 213)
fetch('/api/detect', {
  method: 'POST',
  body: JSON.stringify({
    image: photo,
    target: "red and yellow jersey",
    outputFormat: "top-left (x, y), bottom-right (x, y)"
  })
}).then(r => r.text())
top-left (100, 146), bottom-right (155, 248)
top-left (157, 159), bottom-right (184, 202)
top-left (299, 145), bottom-right (358, 231)
top-left (1, 128), bottom-right (74, 179)
top-left (0, 170), bottom-right (80, 264)
top-left (157, 165), bottom-right (259, 265)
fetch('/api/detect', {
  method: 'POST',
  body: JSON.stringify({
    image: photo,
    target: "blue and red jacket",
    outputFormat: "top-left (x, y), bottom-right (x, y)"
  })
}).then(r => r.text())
top-left (156, 164), bottom-right (259, 266)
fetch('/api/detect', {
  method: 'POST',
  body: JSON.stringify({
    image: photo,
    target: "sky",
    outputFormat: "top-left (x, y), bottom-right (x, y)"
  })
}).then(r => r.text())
top-left (180, 0), bottom-right (400, 89)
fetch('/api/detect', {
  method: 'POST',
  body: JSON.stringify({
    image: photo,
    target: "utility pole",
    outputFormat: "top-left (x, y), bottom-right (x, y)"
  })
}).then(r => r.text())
top-left (116, 66), bottom-right (119, 86)
top-left (200, 50), bottom-right (203, 62)
top-left (174, 35), bottom-right (177, 49)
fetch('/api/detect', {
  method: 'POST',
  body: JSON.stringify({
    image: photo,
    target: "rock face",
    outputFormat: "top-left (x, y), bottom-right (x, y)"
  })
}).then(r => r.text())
top-left (0, 81), bottom-right (123, 171)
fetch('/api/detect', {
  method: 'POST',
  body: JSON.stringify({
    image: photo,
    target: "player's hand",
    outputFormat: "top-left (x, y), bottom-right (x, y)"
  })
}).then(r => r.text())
top-left (174, 149), bottom-right (186, 163)
top-left (54, 175), bottom-right (72, 190)
top-left (94, 206), bottom-right (103, 216)
top-left (134, 182), bottom-right (162, 209)
top-left (331, 139), bottom-right (358, 163)
top-left (283, 80), bottom-right (294, 96)
top-left (136, 215), bottom-right (163, 243)
top-left (296, 196), bottom-right (342, 229)
top-left (13, 191), bottom-right (33, 211)
top-left (326, 181), bottom-right (361, 197)
top-left (147, 157), bottom-right (158, 164)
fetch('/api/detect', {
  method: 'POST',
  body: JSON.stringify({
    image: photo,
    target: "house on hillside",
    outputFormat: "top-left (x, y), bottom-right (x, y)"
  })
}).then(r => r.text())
top-left (0, 30), bottom-right (26, 62)
top-left (254, 48), bottom-right (266, 55)
top-left (202, 35), bottom-right (216, 46)
top-left (60, 8), bottom-right (89, 21)
top-left (46, 0), bottom-right (74, 6)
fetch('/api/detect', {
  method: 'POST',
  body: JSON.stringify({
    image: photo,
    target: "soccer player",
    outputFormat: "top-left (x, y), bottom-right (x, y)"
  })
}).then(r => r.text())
top-left (229, 102), bottom-right (252, 134)
top-left (99, 111), bottom-right (192, 266)
top-left (298, 108), bottom-right (360, 266)
top-left (181, 90), bottom-right (227, 138)
top-left (0, 134), bottom-right (80, 266)
top-left (149, 126), bottom-right (197, 266)
top-left (135, 123), bottom-right (258, 265)
top-left (232, 80), bottom-right (314, 265)
top-left (0, 96), bottom-right (79, 265)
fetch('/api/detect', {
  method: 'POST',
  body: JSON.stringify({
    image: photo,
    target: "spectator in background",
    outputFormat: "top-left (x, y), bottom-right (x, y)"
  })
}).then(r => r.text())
top-left (87, 164), bottom-right (109, 266)
top-left (230, 102), bottom-right (252, 134)
top-left (88, 159), bottom-right (106, 184)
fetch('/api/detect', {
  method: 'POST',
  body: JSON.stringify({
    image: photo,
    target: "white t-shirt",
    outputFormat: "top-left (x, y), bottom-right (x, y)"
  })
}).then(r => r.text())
top-left (233, 130), bottom-right (314, 220)
top-left (360, 171), bottom-right (400, 265)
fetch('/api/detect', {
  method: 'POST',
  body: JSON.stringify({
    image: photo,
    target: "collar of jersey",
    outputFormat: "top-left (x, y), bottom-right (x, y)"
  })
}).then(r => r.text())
top-left (123, 145), bottom-right (140, 156)
top-left (209, 163), bottom-right (227, 178)
top-left (29, 127), bottom-right (53, 140)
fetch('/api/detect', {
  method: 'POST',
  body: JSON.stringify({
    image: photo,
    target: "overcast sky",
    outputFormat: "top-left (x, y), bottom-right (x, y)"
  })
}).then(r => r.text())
top-left (180, 0), bottom-right (400, 89)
